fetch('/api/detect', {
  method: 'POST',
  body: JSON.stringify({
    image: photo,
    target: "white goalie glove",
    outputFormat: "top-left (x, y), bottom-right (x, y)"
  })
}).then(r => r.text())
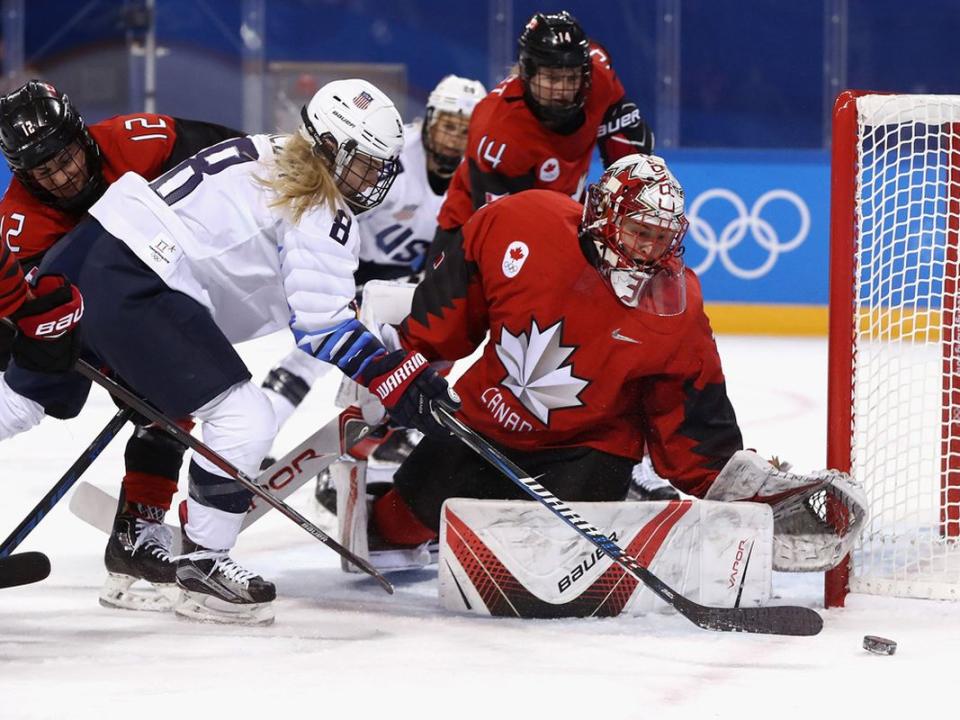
top-left (705, 450), bottom-right (868, 572)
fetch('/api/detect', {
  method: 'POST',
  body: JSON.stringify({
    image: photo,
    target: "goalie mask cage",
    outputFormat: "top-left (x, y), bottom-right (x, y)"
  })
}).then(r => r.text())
top-left (826, 90), bottom-right (960, 607)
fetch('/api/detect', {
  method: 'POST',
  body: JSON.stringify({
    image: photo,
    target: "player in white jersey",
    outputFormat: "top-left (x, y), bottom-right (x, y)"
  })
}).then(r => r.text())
top-left (0, 78), bottom-right (460, 624)
top-left (258, 76), bottom-right (486, 461)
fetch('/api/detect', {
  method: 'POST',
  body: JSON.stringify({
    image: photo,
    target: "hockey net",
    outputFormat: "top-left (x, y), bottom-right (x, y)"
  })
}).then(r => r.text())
top-left (826, 91), bottom-right (960, 606)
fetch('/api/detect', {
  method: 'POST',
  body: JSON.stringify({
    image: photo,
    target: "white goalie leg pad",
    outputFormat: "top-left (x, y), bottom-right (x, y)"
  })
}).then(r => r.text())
top-left (439, 498), bottom-right (772, 617)
top-left (705, 450), bottom-right (868, 571)
top-left (0, 375), bottom-right (45, 440)
top-left (334, 459), bottom-right (430, 573)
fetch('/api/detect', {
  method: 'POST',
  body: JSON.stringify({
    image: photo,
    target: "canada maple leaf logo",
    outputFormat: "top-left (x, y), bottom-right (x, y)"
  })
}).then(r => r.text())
top-left (495, 319), bottom-right (589, 424)
top-left (509, 247), bottom-right (524, 261)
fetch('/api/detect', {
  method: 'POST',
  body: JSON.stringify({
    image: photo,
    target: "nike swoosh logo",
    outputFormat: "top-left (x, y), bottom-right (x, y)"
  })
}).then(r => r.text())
top-left (611, 328), bottom-right (642, 344)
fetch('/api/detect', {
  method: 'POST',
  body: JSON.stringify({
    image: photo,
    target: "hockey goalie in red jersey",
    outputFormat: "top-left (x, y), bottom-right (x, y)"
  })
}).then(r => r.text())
top-left (367, 154), bottom-right (867, 574)
top-left (431, 10), bottom-right (653, 259)
top-left (0, 79), bottom-right (242, 610)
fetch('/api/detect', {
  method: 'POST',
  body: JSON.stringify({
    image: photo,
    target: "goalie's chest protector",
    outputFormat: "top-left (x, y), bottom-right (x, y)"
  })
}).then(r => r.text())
top-left (455, 190), bottom-right (708, 460)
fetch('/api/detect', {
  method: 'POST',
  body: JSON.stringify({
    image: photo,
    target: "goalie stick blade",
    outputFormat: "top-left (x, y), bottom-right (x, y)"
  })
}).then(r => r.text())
top-left (70, 408), bottom-right (373, 550)
top-left (70, 483), bottom-right (182, 553)
top-left (681, 598), bottom-right (823, 636)
top-left (0, 552), bottom-right (51, 589)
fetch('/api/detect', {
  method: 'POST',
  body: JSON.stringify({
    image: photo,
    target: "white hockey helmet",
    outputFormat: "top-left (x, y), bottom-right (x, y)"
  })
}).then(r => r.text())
top-left (422, 75), bottom-right (486, 176)
top-left (300, 78), bottom-right (404, 211)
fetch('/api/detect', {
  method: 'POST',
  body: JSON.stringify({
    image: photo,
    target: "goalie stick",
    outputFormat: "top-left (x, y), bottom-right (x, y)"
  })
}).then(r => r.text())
top-left (0, 551), bottom-right (51, 589)
top-left (434, 405), bottom-right (824, 637)
top-left (70, 406), bottom-right (374, 553)
top-left (0, 407), bottom-right (133, 558)
top-left (68, 357), bottom-right (394, 595)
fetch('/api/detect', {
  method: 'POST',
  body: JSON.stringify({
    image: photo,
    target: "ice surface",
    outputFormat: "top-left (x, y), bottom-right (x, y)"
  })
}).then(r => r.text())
top-left (1, 332), bottom-right (957, 719)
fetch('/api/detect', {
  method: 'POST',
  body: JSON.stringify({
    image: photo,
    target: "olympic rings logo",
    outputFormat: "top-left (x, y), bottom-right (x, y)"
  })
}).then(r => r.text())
top-left (685, 188), bottom-right (810, 280)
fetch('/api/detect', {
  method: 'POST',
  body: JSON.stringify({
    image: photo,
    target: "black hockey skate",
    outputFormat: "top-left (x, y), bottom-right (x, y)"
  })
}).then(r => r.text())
top-left (100, 505), bottom-right (178, 612)
top-left (628, 458), bottom-right (680, 502)
top-left (174, 531), bottom-right (276, 626)
top-left (368, 427), bottom-right (421, 467)
top-left (315, 466), bottom-right (337, 515)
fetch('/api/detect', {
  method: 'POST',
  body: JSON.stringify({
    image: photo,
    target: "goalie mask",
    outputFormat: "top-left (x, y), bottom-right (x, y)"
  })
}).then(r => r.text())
top-left (518, 11), bottom-right (591, 127)
top-left (300, 79), bottom-right (403, 212)
top-left (579, 154), bottom-right (689, 315)
top-left (421, 75), bottom-right (486, 177)
top-left (0, 80), bottom-right (106, 213)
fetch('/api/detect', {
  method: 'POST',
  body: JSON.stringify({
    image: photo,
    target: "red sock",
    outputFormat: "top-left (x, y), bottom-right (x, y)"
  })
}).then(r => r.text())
top-left (123, 472), bottom-right (178, 511)
top-left (373, 488), bottom-right (437, 546)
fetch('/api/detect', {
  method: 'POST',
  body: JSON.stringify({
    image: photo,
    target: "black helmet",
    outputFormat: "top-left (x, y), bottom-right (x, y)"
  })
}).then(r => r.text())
top-left (517, 11), bottom-right (591, 126)
top-left (0, 80), bottom-right (106, 213)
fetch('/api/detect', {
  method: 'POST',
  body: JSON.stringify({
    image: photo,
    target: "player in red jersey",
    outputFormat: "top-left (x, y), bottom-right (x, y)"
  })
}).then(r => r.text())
top-left (0, 80), bottom-right (241, 610)
top-left (365, 155), bottom-right (867, 573)
top-left (431, 11), bottom-right (654, 259)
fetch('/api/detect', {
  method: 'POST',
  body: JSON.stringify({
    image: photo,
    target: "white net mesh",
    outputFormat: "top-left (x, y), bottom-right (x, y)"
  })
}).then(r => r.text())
top-left (849, 94), bottom-right (960, 599)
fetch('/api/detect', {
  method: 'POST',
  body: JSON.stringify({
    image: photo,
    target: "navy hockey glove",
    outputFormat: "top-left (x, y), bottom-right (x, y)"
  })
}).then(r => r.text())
top-left (363, 350), bottom-right (460, 438)
top-left (11, 275), bottom-right (83, 374)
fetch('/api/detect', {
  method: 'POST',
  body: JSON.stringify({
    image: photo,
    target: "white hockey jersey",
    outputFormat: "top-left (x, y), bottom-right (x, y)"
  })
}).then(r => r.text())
top-left (356, 121), bottom-right (445, 269)
top-left (88, 134), bottom-right (359, 350)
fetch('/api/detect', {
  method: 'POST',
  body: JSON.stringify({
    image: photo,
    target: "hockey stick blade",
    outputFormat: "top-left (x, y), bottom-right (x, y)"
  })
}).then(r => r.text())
top-left (0, 552), bottom-right (51, 589)
top-left (434, 406), bottom-right (823, 637)
top-left (69, 407), bottom-right (374, 554)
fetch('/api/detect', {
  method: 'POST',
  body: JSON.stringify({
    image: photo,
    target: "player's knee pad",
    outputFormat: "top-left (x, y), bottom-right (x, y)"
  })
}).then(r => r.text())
top-left (192, 380), bottom-right (278, 478)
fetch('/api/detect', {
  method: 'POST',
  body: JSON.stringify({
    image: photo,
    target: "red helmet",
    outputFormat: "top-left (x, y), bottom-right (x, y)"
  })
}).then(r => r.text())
top-left (579, 154), bottom-right (689, 313)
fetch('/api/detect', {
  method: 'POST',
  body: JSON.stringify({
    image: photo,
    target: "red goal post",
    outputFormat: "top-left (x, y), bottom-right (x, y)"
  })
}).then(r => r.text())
top-left (826, 90), bottom-right (960, 607)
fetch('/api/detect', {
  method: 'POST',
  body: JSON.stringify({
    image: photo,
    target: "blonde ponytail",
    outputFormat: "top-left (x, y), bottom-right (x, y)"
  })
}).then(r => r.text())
top-left (259, 133), bottom-right (341, 223)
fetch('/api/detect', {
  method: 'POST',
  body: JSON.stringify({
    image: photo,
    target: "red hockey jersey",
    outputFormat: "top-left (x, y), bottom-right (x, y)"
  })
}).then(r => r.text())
top-left (0, 113), bottom-right (238, 317)
top-left (401, 190), bottom-right (742, 498)
top-left (437, 45), bottom-right (650, 231)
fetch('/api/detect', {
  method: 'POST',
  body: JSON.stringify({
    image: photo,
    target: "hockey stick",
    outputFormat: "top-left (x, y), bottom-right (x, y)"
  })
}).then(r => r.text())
top-left (0, 551), bottom-right (51, 589)
top-left (69, 406), bottom-right (375, 552)
top-left (0, 407), bottom-right (133, 558)
top-left (69, 358), bottom-right (394, 594)
top-left (434, 406), bottom-right (824, 636)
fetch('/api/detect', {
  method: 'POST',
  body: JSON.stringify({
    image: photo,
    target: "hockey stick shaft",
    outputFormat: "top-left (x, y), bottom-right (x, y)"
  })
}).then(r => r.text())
top-left (0, 407), bottom-right (132, 558)
top-left (434, 406), bottom-right (822, 636)
top-left (70, 358), bottom-right (393, 594)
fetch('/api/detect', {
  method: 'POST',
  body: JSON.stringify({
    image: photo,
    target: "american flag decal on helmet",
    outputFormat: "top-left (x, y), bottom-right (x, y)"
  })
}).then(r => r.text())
top-left (353, 91), bottom-right (374, 110)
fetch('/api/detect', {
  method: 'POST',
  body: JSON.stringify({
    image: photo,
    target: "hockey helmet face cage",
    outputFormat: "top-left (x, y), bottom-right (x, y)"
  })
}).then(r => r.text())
top-left (518, 12), bottom-right (591, 126)
top-left (421, 75), bottom-right (486, 177)
top-left (299, 78), bottom-right (404, 212)
top-left (0, 80), bottom-right (105, 213)
top-left (580, 154), bottom-right (689, 315)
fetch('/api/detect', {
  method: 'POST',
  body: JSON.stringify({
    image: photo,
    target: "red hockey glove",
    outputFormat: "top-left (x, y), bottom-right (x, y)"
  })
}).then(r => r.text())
top-left (11, 274), bottom-right (84, 374)
top-left (363, 350), bottom-right (460, 438)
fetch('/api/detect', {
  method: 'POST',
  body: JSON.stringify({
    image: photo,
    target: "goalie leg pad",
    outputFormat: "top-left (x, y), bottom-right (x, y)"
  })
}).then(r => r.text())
top-left (335, 460), bottom-right (431, 573)
top-left (439, 498), bottom-right (773, 617)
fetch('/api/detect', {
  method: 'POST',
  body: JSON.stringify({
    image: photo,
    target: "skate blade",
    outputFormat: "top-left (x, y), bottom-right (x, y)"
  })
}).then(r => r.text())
top-left (174, 590), bottom-right (275, 626)
top-left (99, 573), bottom-right (177, 612)
top-left (356, 544), bottom-right (432, 574)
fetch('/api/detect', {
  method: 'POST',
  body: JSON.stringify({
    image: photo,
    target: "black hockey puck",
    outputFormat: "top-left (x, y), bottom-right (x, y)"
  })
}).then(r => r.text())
top-left (863, 635), bottom-right (896, 655)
